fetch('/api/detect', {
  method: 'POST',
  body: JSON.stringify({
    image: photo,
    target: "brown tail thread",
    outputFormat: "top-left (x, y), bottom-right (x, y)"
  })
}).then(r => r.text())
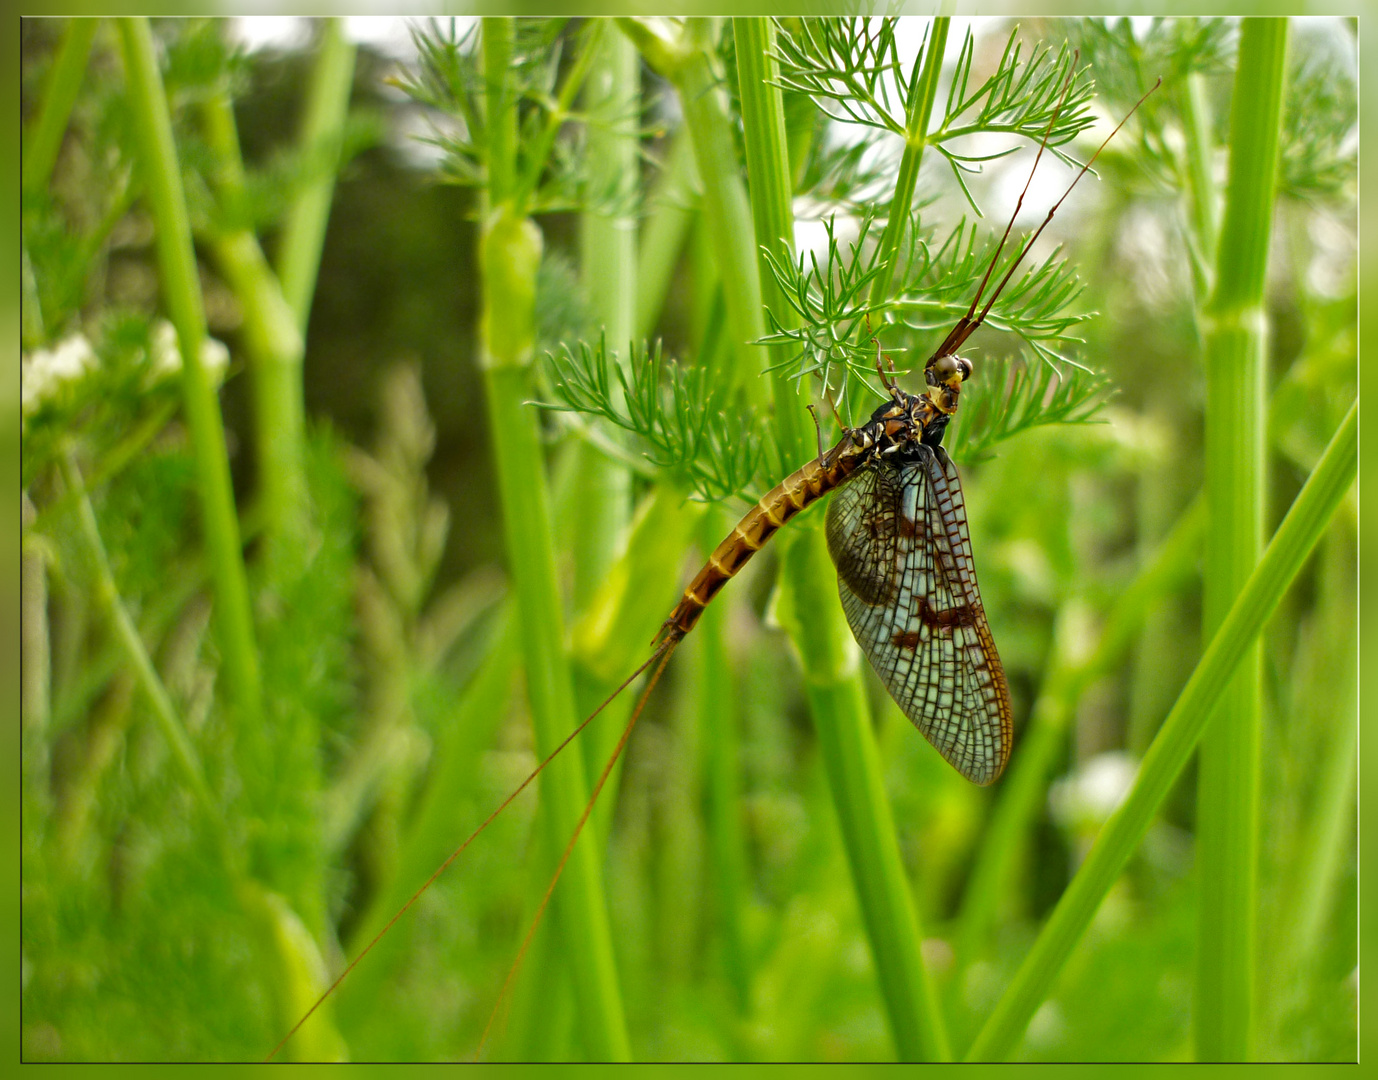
top-left (474, 634), bottom-right (680, 1060)
top-left (264, 636), bottom-right (678, 1063)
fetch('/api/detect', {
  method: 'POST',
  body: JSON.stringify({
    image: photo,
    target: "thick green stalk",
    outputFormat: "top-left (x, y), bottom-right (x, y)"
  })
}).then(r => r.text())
top-left (869, 16), bottom-right (949, 307)
top-left (1195, 17), bottom-right (1288, 1062)
top-left (477, 22), bottom-right (629, 1055)
top-left (482, 20), bottom-right (516, 195)
top-left (622, 17), bottom-right (767, 403)
top-left (202, 93), bottom-right (309, 549)
top-left (572, 27), bottom-right (637, 616)
top-left (696, 507), bottom-right (750, 1012)
top-left (483, 361), bottom-right (631, 1062)
top-left (1179, 71), bottom-right (1220, 301)
top-left (277, 18), bottom-right (356, 330)
top-left (22, 17), bottom-right (98, 196)
top-left (735, 16), bottom-right (948, 1062)
top-left (117, 18), bottom-right (261, 720)
top-left (734, 15), bottom-right (810, 463)
top-left (570, 25), bottom-right (638, 842)
top-left (776, 524), bottom-right (950, 1062)
top-left (967, 399), bottom-right (1355, 1062)
top-left (635, 130), bottom-right (699, 340)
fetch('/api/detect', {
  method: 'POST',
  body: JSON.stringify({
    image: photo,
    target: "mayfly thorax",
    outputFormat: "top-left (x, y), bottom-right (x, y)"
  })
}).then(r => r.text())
top-left (268, 41), bottom-right (1160, 1062)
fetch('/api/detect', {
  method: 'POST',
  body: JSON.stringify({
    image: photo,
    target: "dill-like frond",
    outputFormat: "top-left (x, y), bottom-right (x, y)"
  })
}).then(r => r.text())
top-left (771, 17), bottom-right (912, 136)
top-left (775, 20), bottom-right (1098, 215)
top-left (1068, 16), bottom-right (1233, 105)
top-left (759, 210), bottom-right (1091, 415)
top-left (393, 18), bottom-right (624, 215)
top-left (794, 127), bottom-right (906, 216)
top-left (893, 220), bottom-right (1090, 366)
top-left (934, 31), bottom-right (1096, 166)
top-left (758, 211), bottom-right (890, 412)
top-left (1279, 55), bottom-right (1356, 203)
top-left (944, 355), bottom-right (1113, 462)
top-left (1065, 18), bottom-right (1233, 197)
top-left (538, 337), bottom-right (769, 504)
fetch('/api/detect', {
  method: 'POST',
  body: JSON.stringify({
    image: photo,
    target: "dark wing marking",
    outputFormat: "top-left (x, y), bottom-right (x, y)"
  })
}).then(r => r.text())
top-left (825, 447), bottom-right (1013, 784)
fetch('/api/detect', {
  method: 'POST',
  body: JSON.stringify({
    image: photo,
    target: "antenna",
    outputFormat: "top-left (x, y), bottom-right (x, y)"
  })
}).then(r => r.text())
top-left (931, 64), bottom-right (1162, 364)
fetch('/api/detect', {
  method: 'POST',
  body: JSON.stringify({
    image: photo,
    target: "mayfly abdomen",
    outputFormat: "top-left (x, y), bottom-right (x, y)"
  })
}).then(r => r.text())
top-left (663, 446), bottom-right (865, 637)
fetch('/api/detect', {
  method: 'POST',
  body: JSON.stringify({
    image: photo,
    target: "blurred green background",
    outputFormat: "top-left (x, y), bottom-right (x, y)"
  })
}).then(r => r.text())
top-left (19, 14), bottom-right (1356, 1062)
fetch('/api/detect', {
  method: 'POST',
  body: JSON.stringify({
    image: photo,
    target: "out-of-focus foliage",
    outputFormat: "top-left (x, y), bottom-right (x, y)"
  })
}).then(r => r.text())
top-left (21, 15), bottom-right (1354, 1063)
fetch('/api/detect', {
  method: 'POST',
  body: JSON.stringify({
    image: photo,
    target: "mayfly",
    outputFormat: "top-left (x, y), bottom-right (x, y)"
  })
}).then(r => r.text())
top-left (269, 61), bottom-right (1159, 1062)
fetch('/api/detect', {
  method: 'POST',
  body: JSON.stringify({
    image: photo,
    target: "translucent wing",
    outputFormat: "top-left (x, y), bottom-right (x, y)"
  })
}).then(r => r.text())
top-left (825, 446), bottom-right (1013, 784)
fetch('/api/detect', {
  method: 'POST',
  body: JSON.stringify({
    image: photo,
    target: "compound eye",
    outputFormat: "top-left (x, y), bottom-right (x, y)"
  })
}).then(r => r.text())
top-left (931, 354), bottom-right (969, 384)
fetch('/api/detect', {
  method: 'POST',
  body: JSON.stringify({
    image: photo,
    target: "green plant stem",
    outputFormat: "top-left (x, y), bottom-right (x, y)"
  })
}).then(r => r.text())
top-left (571, 486), bottom-right (707, 682)
top-left (117, 17), bottom-right (261, 721)
top-left (568, 26), bottom-right (639, 828)
top-left (735, 16), bottom-right (948, 1061)
top-left (869, 16), bottom-right (949, 307)
top-left (695, 507), bottom-right (750, 1013)
top-left (202, 92), bottom-right (309, 550)
top-left (483, 361), bottom-right (631, 1062)
top-left (623, 17), bottom-right (767, 405)
top-left (483, 20), bottom-right (516, 199)
top-left (277, 17), bottom-right (356, 330)
top-left (966, 398), bottom-right (1355, 1062)
top-left (776, 522), bottom-right (950, 1062)
top-left (23, 17), bottom-right (98, 196)
top-left (1179, 71), bottom-right (1219, 301)
top-left (572, 26), bottom-right (637, 616)
top-left (478, 22), bottom-right (629, 1055)
top-left (510, 20), bottom-right (605, 217)
top-left (954, 497), bottom-right (1204, 975)
top-left (1195, 17), bottom-right (1288, 1062)
top-left (635, 130), bottom-right (700, 340)
top-left (735, 15), bottom-right (811, 464)
top-left (59, 448), bottom-right (219, 828)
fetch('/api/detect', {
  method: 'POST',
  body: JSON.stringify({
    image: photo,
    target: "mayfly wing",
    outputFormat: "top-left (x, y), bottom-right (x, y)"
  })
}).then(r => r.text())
top-left (825, 446), bottom-right (1012, 785)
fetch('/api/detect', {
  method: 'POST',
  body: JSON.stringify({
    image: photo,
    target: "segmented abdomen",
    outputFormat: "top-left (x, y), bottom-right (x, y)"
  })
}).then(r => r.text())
top-left (662, 445), bottom-right (862, 637)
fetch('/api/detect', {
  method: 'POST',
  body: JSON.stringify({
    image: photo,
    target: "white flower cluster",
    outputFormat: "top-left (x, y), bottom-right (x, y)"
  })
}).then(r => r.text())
top-left (21, 321), bottom-right (230, 424)
top-left (21, 333), bottom-right (97, 418)
top-left (147, 319), bottom-right (230, 387)
top-left (1049, 751), bottom-right (1139, 832)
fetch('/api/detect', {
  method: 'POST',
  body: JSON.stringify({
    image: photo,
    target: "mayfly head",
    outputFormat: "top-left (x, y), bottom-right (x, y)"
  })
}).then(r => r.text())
top-left (924, 353), bottom-right (972, 416)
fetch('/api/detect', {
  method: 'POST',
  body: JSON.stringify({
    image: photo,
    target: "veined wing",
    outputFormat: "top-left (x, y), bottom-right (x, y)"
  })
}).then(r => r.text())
top-left (825, 447), bottom-right (1013, 784)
